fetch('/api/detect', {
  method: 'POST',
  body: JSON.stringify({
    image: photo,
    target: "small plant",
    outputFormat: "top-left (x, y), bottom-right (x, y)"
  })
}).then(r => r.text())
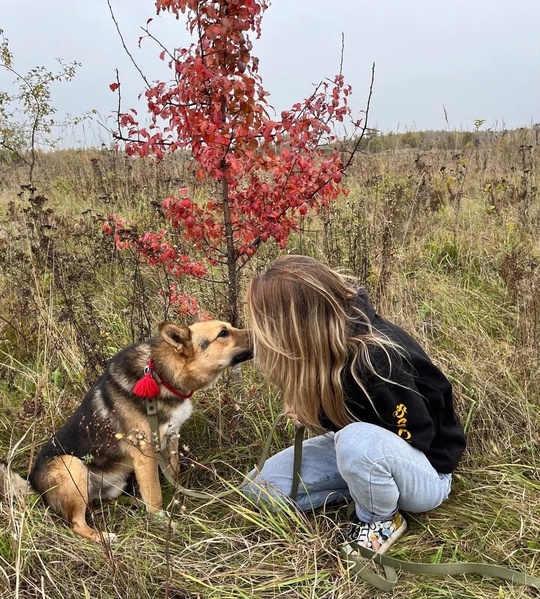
top-left (474, 118), bottom-right (486, 131)
top-left (81, 454), bottom-right (94, 465)
top-left (0, 29), bottom-right (84, 189)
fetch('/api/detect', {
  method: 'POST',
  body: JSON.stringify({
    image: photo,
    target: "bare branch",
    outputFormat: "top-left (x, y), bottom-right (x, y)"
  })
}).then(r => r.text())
top-left (340, 61), bottom-right (376, 172)
top-left (106, 0), bottom-right (151, 90)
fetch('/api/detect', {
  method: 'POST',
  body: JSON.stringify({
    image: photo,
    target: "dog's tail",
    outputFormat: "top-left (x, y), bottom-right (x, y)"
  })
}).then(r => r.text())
top-left (0, 461), bottom-right (34, 500)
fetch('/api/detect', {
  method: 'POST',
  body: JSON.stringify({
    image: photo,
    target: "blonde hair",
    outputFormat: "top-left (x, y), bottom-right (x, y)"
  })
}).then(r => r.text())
top-left (245, 254), bottom-right (403, 433)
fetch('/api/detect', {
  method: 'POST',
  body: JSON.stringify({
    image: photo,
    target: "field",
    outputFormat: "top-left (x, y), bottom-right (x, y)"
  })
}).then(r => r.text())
top-left (0, 128), bottom-right (539, 598)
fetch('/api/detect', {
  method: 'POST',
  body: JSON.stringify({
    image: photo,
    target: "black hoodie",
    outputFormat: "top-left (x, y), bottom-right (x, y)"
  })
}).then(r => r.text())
top-left (325, 289), bottom-right (466, 474)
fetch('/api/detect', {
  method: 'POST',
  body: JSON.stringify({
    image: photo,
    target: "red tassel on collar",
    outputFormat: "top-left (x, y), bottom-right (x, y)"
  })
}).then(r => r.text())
top-left (133, 363), bottom-right (160, 398)
top-left (133, 358), bottom-right (193, 400)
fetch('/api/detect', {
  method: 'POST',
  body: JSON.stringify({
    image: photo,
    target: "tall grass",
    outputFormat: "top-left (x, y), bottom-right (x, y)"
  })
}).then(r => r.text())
top-left (0, 129), bottom-right (539, 598)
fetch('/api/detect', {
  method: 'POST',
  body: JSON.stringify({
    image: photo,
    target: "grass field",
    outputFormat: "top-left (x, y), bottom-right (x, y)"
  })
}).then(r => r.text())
top-left (0, 129), bottom-right (539, 598)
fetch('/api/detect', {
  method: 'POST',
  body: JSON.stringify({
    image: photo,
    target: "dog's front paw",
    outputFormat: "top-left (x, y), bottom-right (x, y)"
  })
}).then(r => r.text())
top-left (149, 509), bottom-right (178, 532)
top-left (88, 530), bottom-right (117, 544)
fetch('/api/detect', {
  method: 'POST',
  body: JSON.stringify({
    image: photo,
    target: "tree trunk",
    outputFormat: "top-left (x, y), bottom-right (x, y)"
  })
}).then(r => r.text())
top-left (220, 174), bottom-right (239, 327)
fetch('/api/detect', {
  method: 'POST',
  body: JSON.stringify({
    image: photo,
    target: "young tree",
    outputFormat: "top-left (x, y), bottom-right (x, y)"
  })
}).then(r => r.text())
top-left (110, 0), bottom-right (363, 325)
top-left (0, 29), bottom-right (82, 189)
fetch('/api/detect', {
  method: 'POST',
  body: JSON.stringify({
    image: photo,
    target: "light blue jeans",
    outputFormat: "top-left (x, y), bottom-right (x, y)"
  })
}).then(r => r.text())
top-left (242, 422), bottom-right (453, 522)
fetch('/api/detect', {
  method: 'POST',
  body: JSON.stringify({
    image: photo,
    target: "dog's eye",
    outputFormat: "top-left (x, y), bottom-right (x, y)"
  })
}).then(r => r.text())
top-left (217, 329), bottom-right (229, 338)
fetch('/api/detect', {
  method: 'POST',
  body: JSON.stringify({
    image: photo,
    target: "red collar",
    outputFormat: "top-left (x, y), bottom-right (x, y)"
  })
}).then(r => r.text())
top-left (148, 358), bottom-right (193, 399)
top-left (133, 357), bottom-right (193, 400)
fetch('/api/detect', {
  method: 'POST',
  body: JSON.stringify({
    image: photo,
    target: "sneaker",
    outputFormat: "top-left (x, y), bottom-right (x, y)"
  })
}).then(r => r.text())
top-left (346, 512), bottom-right (407, 555)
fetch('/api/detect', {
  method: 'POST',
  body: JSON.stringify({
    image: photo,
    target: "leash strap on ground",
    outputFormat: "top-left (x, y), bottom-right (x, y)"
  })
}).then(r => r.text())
top-left (340, 543), bottom-right (540, 592)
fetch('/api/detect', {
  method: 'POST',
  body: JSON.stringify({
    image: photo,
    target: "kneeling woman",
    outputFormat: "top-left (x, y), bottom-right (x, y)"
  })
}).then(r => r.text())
top-left (242, 255), bottom-right (466, 554)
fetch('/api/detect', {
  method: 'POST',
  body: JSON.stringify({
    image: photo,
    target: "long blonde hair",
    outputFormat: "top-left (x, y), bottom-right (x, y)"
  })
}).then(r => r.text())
top-left (245, 254), bottom-right (402, 433)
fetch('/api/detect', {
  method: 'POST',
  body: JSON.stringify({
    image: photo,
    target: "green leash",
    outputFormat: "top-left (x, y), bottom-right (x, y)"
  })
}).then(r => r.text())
top-left (146, 400), bottom-right (540, 591)
top-left (340, 544), bottom-right (540, 592)
top-left (293, 424), bottom-right (540, 592)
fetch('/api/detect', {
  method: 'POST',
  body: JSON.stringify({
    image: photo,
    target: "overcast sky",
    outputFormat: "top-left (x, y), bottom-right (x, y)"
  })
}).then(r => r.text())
top-left (1, 0), bottom-right (539, 148)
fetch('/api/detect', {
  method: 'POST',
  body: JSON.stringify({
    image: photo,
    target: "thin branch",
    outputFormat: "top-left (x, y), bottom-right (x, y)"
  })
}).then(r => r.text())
top-left (106, 0), bottom-right (151, 90)
top-left (0, 139), bottom-right (31, 166)
top-left (112, 68), bottom-right (122, 130)
top-left (339, 32), bottom-right (345, 77)
top-left (140, 26), bottom-right (176, 66)
top-left (340, 62), bottom-right (376, 172)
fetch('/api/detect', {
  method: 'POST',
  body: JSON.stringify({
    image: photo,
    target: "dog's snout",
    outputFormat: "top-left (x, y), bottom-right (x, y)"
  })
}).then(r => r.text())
top-left (232, 347), bottom-right (253, 365)
top-left (232, 329), bottom-right (253, 365)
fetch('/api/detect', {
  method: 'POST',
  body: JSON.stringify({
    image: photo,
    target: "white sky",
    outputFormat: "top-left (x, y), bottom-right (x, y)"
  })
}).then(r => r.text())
top-left (1, 0), bottom-right (539, 147)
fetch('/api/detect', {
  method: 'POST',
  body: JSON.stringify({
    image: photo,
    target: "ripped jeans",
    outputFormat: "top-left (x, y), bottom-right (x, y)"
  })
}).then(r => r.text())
top-left (242, 422), bottom-right (453, 522)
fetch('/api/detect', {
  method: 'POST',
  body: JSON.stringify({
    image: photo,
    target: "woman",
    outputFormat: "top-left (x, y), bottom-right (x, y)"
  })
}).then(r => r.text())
top-left (242, 254), bottom-right (466, 555)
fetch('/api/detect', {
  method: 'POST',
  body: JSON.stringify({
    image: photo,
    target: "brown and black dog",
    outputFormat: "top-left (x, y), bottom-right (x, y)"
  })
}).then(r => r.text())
top-left (2, 320), bottom-right (251, 542)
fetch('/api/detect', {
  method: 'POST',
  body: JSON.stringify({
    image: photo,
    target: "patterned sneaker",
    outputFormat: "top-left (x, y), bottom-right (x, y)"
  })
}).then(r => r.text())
top-left (346, 512), bottom-right (407, 555)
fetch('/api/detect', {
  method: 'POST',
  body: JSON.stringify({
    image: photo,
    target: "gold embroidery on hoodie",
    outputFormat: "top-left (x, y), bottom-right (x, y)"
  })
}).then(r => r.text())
top-left (393, 403), bottom-right (411, 441)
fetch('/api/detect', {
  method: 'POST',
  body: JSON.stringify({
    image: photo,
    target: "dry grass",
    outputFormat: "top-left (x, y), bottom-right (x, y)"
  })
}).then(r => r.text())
top-left (1, 129), bottom-right (539, 598)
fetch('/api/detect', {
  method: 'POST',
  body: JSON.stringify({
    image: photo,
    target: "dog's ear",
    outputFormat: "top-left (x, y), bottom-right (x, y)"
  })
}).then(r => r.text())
top-left (159, 322), bottom-right (193, 354)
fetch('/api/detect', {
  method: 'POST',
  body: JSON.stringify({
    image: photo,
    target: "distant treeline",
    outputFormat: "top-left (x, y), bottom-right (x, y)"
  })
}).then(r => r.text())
top-left (347, 125), bottom-right (540, 153)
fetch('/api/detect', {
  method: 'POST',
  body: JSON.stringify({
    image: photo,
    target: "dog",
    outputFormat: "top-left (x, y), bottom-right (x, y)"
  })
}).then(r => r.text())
top-left (2, 320), bottom-right (252, 542)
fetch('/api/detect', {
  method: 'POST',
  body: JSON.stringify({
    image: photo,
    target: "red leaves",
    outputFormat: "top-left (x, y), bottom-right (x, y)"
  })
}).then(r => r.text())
top-left (261, 120), bottom-right (277, 142)
top-left (163, 284), bottom-right (208, 319)
top-left (109, 82), bottom-right (120, 92)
